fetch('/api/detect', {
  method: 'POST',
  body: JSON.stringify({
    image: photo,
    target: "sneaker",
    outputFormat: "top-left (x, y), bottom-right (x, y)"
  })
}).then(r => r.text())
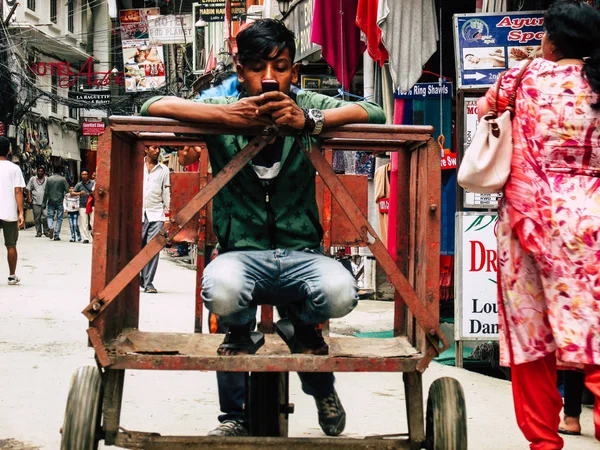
top-left (83, 239), bottom-right (90, 244)
top-left (144, 286), bottom-right (158, 294)
top-left (8, 275), bottom-right (20, 285)
top-left (314, 389), bottom-right (346, 436)
top-left (70, 238), bottom-right (75, 242)
top-left (207, 420), bottom-right (249, 437)
top-left (35, 233), bottom-right (42, 237)
top-left (77, 237), bottom-right (82, 242)
top-left (53, 236), bottom-right (61, 241)
top-left (47, 229), bottom-right (54, 239)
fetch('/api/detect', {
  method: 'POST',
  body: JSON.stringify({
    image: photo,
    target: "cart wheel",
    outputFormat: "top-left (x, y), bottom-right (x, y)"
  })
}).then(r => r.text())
top-left (60, 366), bottom-right (103, 450)
top-left (425, 377), bottom-right (467, 450)
top-left (247, 372), bottom-right (290, 437)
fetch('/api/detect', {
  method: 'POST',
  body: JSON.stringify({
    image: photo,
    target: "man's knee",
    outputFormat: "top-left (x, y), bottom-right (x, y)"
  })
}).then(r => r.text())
top-left (316, 265), bottom-right (358, 319)
top-left (202, 255), bottom-right (249, 317)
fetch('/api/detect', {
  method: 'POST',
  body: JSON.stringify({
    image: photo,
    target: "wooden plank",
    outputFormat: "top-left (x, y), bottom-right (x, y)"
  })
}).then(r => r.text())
top-left (83, 129), bottom-right (279, 322)
top-left (406, 150), bottom-right (419, 347)
top-left (394, 148), bottom-right (411, 337)
top-left (115, 433), bottom-right (414, 450)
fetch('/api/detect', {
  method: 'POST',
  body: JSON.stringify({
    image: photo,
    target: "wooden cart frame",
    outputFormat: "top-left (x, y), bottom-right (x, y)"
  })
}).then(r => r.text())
top-left (61, 117), bottom-right (466, 450)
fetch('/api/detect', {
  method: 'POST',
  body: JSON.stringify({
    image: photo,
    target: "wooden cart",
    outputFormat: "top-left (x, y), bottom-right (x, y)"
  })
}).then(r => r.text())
top-left (60, 117), bottom-right (467, 450)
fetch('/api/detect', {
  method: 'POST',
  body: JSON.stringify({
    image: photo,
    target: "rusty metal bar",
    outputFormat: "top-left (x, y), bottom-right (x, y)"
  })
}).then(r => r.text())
top-left (299, 138), bottom-right (449, 356)
top-left (83, 127), bottom-right (279, 321)
top-left (194, 149), bottom-right (210, 334)
top-left (115, 433), bottom-right (414, 449)
top-left (87, 328), bottom-right (111, 367)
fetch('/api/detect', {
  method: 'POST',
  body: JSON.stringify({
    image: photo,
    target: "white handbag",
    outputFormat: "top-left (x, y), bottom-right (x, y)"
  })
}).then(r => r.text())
top-left (458, 60), bottom-right (532, 194)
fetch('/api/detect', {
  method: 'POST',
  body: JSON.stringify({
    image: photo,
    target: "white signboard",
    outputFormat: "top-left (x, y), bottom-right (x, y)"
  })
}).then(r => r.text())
top-left (455, 212), bottom-right (499, 340)
top-left (148, 15), bottom-right (193, 44)
top-left (462, 96), bottom-right (502, 208)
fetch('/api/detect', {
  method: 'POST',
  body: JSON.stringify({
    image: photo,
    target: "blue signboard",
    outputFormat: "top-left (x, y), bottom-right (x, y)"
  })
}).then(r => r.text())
top-left (394, 82), bottom-right (453, 99)
top-left (453, 12), bottom-right (544, 90)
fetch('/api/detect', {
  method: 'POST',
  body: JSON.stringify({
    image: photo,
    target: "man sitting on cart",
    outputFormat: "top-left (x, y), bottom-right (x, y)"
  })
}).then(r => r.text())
top-left (141, 18), bottom-right (386, 437)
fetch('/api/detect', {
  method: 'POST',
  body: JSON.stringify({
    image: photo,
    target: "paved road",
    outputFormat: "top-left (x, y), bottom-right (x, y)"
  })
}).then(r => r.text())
top-left (0, 228), bottom-right (596, 449)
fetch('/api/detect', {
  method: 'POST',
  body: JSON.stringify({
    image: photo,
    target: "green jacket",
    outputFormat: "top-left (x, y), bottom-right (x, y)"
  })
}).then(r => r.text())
top-left (141, 91), bottom-right (386, 252)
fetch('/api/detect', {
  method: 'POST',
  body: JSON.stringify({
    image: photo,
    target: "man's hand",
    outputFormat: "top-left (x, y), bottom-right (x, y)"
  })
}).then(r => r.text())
top-left (256, 92), bottom-right (305, 130)
top-left (178, 146), bottom-right (202, 167)
top-left (224, 96), bottom-right (275, 128)
top-left (17, 213), bottom-right (24, 229)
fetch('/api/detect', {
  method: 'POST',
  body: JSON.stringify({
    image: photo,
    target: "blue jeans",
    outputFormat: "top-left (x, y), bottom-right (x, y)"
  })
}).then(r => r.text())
top-left (68, 212), bottom-right (81, 240)
top-left (46, 202), bottom-right (64, 236)
top-left (202, 249), bottom-right (359, 326)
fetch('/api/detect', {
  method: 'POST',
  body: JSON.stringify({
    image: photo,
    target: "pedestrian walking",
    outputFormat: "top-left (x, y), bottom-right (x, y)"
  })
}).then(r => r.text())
top-left (73, 169), bottom-right (95, 243)
top-left (43, 163), bottom-right (69, 241)
top-left (141, 145), bottom-right (170, 293)
top-left (0, 136), bottom-right (25, 285)
top-left (64, 186), bottom-right (82, 243)
top-left (476, 3), bottom-right (600, 448)
top-left (26, 166), bottom-right (49, 237)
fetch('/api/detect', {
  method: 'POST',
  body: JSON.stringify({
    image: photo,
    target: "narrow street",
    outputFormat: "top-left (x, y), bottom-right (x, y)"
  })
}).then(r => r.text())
top-left (0, 228), bottom-right (596, 449)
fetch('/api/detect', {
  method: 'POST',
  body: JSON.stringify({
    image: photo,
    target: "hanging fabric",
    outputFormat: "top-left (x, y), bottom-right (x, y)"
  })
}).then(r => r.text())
top-left (311, 0), bottom-right (366, 91)
top-left (374, 163), bottom-right (391, 248)
top-left (355, 0), bottom-right (389, 66)
top-left (377, 0), bottom-right (438, 93)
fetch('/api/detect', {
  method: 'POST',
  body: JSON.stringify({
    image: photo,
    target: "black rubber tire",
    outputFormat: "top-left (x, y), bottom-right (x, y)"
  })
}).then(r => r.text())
top-left (425, 377), bottom-right (467, 450)
top-left (247, 372), bottom-right (289, 437)
top-left (60, 366), bottom-right (103, 450)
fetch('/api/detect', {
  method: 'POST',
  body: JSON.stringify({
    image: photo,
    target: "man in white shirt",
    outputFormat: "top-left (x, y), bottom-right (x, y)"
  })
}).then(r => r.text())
top-left (141, 145), bottom-right (170, 293)
top-left (0, 137), bottom-right (25, 285)
top-left (26, 166), bottom-right (48, 237)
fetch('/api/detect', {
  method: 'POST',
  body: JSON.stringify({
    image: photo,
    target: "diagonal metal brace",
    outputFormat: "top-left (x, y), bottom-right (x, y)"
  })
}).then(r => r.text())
top-left (299, 138), bottom-right (449, 357)
top-left (82, 126), bottom-right (280, 321)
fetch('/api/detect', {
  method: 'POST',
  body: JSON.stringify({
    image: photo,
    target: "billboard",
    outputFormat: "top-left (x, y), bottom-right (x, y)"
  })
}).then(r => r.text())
top-left (453, 12), bottom-right (544, 89)
top-left (455, 212), bottom-right (499, 340)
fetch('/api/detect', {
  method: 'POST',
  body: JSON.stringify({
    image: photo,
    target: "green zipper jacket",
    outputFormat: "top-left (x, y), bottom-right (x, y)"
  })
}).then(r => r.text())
top-left (141, 90), bottom-right (386, 252)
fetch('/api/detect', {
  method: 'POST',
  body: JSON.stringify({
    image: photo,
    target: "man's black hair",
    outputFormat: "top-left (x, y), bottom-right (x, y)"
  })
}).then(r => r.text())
top-left (81, 168), bottom-right (89, 174)
top-left (0, 136), bottom-right (10, 157)
top-left (236, 19), bottom-right (296, 66)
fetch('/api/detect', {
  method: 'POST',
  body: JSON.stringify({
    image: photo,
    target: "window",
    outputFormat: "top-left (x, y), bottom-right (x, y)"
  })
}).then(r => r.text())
top-left (51, 72), bottom-right (58, 114)
top-left (50, 0), bottom-right (57, 24)
top-left (27, 0), bottom-right (35, 11)
top-left (68, 0), bottom-right (74, 33)
top-left (81, 0), bottom-right (87, 36)
top-left (68, 73), bottom-right (79, 120)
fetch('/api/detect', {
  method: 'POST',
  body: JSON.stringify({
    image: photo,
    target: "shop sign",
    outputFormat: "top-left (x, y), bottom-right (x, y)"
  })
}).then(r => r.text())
top-left (0, 122), bottom-right (4, 137)
top-left (455, 212), bottom-right (499, 340)
top-left (82, 120), bottom-right (105, 136)
top-left (394, 82), bottom-right (453, 99)
top-left (283, 0), bottom-right (320, 61)
top-left (378, 198), bottom-right (389, 214)
top-left (28, 58), bottom-right (125, 89)
top-left (453, 11), bottom-right (544, 89)
top-left (90, 136), bottom-right (99, 151)
top-left (462, 96), bottom-right (502, 208)
top-left (147, 14), bottom-right (193, 44)
top-left (197, 1), bottom-right (246, 22)
top-left (69, 90), bottom-right (111, 105)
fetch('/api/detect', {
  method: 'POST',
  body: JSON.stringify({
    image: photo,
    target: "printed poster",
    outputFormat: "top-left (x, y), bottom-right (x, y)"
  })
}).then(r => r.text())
top-left (453, 11), bottom-right (544, 89)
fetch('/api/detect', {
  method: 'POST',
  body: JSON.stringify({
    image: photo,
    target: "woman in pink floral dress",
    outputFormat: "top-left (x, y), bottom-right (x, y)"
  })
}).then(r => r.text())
top-left (476, 2), bottom-right (600, 449)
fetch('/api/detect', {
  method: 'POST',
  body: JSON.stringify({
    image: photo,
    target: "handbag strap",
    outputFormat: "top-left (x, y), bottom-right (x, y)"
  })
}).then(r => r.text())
top-left (490, 59), bottom-right (533, 118)
top-left (506, 59), bottom-right (533, 117)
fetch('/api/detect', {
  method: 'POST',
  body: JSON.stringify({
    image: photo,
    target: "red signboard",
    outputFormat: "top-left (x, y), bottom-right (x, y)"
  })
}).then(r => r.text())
top-left (82, 121), bottom-right (105, 136)
top-left (0, 122), bottom-right (4, 137)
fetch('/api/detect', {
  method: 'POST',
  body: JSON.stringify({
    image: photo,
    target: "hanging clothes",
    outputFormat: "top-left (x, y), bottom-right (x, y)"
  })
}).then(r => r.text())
top-left (355, 0), bottom-right (389, 66)
top-left (377, 0), bottom-right (438, 93)
top-left (374, 163), bottom-right (390, 247)
top-left (311, 0), bottom-right (366, 90)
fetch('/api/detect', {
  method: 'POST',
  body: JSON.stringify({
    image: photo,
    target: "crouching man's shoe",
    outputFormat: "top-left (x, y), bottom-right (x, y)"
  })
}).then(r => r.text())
top-left (314, 388), bottom-right (346, 436)
top-left (207, 420), bottom-right (249, 437)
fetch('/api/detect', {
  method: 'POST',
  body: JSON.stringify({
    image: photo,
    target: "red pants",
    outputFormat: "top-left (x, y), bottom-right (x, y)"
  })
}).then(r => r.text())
top-left (511, 352), bottom-right (600, 449)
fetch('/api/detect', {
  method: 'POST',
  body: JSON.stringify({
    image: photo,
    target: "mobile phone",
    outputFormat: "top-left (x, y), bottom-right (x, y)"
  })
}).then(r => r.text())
top-left (261, 80), bottom-right (280, 93)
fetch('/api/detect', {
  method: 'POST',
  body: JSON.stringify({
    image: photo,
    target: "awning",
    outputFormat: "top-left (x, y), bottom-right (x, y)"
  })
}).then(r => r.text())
top-left (49, 124), bottom-right (81, 161)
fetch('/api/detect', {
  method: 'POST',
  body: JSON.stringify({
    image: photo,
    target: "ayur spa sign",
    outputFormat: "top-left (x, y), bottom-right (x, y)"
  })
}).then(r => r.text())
top-left (27, 58), bottom-right (124, 89)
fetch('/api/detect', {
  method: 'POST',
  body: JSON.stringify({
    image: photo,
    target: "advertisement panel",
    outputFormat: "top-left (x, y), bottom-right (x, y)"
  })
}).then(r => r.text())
top-left (197, 0), bottom-right (245, 22)
top-left (455, 212), bottom-right (499, 340)
top-left (453, 11), bottom-right (544, 90)
top-left (119, 8), bottom-right (160, 42)
top-left (82, 120), bottom-right (105, 136)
